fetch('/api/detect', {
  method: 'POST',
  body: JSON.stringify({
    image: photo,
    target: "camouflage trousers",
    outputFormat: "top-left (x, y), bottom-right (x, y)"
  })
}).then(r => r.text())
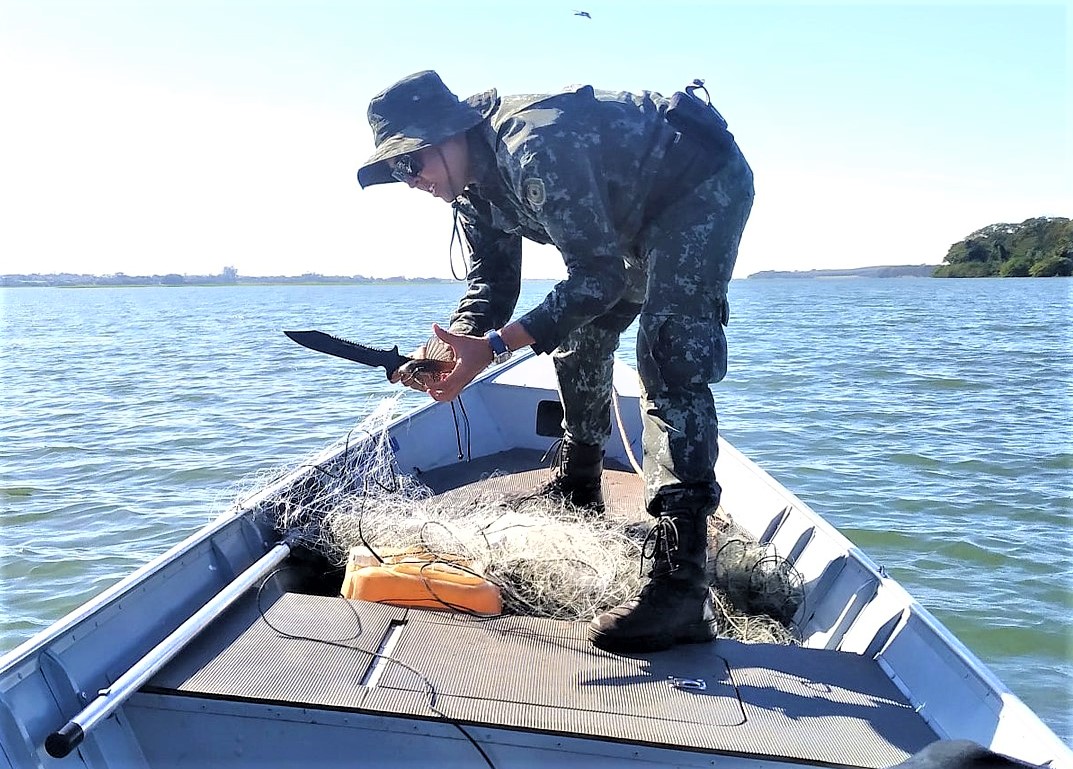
top-left (553, 144), bottom-right (754, 513)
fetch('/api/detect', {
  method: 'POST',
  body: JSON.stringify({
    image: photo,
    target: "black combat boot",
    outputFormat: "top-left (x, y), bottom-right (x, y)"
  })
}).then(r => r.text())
top-left (588, 506), bottom-right (716, 653)
top-left (508, 439), bottom-right (605, 515)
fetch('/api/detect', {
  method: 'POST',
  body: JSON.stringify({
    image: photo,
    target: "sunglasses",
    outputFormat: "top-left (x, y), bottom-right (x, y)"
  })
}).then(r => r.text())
top-left (391, 154), bottom-right (423, 185)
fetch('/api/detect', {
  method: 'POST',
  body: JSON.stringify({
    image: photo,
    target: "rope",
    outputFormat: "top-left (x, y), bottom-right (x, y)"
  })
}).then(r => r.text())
top-left (611, 383), bottom-right (644, 477)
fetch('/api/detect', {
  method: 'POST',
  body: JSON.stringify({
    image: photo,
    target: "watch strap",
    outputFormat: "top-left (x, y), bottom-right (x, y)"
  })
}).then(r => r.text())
top-left (485, 329), bottom-right (512, 364)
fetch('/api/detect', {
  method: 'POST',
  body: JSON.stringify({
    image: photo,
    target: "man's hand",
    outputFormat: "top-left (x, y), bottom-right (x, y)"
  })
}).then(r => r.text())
top-left (425, 323), bottom-right (493, 402)
top-left (390, 332), bottom-right (456, 392)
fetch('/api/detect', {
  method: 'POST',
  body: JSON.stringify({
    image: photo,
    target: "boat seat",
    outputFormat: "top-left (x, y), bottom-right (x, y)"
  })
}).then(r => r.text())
top-left (145, 587), bottom-right (937, 768)
top-left (142, 449), bottom-right (938, 768)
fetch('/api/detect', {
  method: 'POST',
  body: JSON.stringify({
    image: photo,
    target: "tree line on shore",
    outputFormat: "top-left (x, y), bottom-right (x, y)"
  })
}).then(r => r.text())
top-left (750, 217), bottom-right (1071, 279)
top-left (933, 216), bottom-right (1071, 278)
top-left (5, 217), bottom-right (1070, 287)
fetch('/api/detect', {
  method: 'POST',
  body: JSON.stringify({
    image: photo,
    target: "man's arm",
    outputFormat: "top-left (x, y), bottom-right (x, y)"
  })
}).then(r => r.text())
top-left (447, 199), bottom-right (523, 336)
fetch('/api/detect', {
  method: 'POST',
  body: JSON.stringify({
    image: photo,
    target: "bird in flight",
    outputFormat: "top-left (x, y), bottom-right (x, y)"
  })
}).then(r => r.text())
top-left (573, 10), bottom-right (592, 19)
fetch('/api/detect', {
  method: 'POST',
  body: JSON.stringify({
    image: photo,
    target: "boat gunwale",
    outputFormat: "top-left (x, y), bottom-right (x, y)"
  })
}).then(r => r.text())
top-left (2, 349), bottom-right (1070, 767)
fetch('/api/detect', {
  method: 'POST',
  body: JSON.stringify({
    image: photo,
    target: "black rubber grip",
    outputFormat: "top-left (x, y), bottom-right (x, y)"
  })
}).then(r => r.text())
top-left (45, 722), bottom-right (84, 758)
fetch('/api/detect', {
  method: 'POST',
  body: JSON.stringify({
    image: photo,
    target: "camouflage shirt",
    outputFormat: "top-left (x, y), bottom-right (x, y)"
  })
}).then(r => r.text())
top-left (448, 86), bottom-right (709, 355)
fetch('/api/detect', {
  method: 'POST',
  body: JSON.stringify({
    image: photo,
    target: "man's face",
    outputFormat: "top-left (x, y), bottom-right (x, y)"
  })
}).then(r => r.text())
top-left (391, 139), bottom-right (466, 202)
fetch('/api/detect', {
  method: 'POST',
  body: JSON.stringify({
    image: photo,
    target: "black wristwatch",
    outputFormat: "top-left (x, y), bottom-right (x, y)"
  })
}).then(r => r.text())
top-left (485, 329), bottom-right (512, 365)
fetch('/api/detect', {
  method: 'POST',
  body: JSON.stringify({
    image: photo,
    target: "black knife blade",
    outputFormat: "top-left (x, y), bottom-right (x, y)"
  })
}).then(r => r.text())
top-left (284, 330), bottom-right (410, 379)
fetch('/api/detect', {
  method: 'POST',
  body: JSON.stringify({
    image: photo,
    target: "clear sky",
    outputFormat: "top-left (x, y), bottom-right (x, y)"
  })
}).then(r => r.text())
top-left (1, 0), bottom-right (1069, 279)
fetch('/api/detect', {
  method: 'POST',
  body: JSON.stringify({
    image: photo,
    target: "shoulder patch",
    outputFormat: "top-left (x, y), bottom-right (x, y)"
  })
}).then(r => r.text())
top-left (523, 177), bottom-right (546, 210)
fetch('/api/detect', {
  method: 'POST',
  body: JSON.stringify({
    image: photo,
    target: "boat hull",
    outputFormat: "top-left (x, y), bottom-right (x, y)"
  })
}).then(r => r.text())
top-left (1, 352), bottom-right (1069, 768)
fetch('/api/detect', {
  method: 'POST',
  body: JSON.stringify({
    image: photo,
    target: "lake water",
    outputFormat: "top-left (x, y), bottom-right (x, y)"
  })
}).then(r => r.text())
top-left (1, 277), bottom-right (1070, 744)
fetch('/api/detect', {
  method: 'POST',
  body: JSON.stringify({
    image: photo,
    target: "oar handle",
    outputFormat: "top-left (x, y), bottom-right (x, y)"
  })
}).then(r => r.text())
top-left (44, 541), bottom-right (292, 758)
top-left (45, 723), bottom-right (84, 759)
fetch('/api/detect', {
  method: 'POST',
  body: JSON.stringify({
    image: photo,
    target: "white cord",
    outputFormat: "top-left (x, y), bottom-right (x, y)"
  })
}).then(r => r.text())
top-left (611, 384), bottom-right (643, 477)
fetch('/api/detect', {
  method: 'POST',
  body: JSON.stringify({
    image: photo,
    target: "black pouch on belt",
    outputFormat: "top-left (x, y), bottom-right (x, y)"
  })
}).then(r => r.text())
top-left (665, 81), bottom-right (735, 153)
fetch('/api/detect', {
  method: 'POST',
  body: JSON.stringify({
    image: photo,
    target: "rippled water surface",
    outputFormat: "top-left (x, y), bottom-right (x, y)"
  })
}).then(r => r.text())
top-left (1, 278), bottom-right (1070, 743)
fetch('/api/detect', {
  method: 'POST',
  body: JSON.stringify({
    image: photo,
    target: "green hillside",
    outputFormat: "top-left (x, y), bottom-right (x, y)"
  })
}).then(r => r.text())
top-left (934, 217), bottom-right (1072, 277)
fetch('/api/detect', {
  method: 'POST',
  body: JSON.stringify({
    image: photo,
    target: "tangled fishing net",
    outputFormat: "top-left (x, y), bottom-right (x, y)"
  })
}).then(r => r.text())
top-left (253, 396), bottom-right (803, 645)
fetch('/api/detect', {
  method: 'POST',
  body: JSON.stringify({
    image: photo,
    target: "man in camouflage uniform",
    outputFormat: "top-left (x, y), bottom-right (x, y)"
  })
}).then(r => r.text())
top-left (357, 70), bottom-right (754, 654)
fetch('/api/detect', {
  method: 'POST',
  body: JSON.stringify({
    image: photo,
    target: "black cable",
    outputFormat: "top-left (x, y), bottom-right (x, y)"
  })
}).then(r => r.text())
top-left (448, 202), bottom-right (472, 280)
top-left (449, 394), bottom-right (472, 461)
top-left (458, 395), bottom-right (471, 460)
top-left (254, 567), bottom-right (498, 768)
top-left (256, 568), bottom-right (436, 705)
top-left (356, 482), bottom-right (385, 565)
top-left (256, 566), bottom-right (364, 643)
top-left (448, 723), bottom-right (496, 769)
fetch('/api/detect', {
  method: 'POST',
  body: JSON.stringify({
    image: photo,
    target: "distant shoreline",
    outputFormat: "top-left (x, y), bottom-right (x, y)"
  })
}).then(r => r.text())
top-left (3, 265), bottom-right (945, 288)
top-left (0, 274), bottom-right (459, 288)
top-left (747, 264), bottom-right (938, 279)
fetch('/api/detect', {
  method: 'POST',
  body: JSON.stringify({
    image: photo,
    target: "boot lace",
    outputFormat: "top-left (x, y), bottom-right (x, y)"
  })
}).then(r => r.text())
top-left (639, 517), bottom-right (680, 579)
top-left (540, 437), bottom-right (565, 471)
top-left (502, 439), bottom-right (566, 507)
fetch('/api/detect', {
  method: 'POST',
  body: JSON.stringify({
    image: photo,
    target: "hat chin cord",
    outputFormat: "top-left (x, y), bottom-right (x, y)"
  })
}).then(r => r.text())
top-left (438, 144), bottom-right (472, 281)
top-left (448, 205), bottom-right (469, 280)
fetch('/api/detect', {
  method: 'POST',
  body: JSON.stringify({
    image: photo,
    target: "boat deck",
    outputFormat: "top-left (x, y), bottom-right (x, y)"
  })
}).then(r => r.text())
top-left (144, 449), bottom-right (938, 767)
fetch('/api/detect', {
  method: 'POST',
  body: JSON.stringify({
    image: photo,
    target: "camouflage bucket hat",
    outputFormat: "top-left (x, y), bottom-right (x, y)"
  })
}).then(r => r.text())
top-left (356, 70), bottom-right (494, 188)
